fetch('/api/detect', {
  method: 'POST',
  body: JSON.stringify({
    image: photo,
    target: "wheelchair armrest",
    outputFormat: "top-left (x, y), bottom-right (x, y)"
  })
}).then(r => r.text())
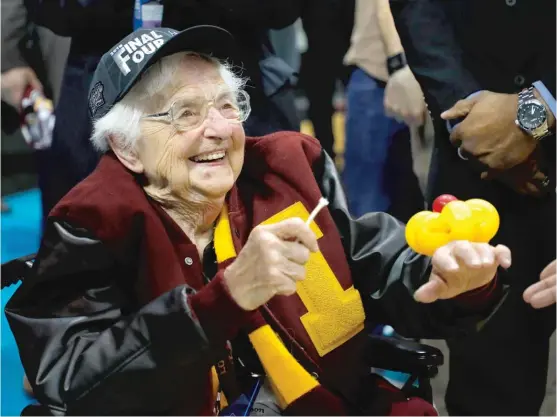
top-left (1, 254), bottom-right (35, 289)
top-left (366, 334), bottom-right (443, 378)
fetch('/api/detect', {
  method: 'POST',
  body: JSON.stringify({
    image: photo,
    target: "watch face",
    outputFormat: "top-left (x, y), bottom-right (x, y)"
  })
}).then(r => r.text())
top-left (518, 102), bottom-right (547, 130)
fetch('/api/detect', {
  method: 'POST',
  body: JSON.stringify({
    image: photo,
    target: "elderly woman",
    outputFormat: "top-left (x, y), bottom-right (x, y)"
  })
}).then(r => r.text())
top-left (6, 26), bottom-right (510, 416)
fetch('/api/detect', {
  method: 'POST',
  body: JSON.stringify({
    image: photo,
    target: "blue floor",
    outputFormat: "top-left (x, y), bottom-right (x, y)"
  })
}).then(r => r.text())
top-left (2, 189), bottom-right (42, 416)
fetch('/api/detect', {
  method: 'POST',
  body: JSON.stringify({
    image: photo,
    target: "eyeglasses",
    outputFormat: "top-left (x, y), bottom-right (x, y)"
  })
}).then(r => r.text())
top-left (142, 87), bottom-right (251, 131)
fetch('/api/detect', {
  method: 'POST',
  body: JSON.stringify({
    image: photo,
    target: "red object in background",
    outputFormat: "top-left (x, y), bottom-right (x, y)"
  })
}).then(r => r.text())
top-left (432, 194), bottom-right (458, 213)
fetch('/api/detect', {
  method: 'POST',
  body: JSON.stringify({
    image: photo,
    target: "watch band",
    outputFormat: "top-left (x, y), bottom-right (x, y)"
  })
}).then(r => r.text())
top-left (518, 87), bottom-right (537, 104)
top-left (387, 52), bottom-right (407, 76)
top-left (518, 87), bottom-right (551, 140)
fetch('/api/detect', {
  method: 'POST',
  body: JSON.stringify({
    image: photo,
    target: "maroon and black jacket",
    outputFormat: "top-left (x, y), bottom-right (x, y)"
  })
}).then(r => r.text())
top-left (6, 132), bottom-right (502, 415)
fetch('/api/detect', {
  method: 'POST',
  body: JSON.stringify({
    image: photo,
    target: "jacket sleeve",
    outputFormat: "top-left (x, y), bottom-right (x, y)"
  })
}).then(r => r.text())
top-left (5, 218), bottom-right (250, 415)
top-left (313, 150), bottom-right (505, 340)
top-left (1, 0), bottom-right (29, 72)
top-left (390, 0), bottom-right (482, 115)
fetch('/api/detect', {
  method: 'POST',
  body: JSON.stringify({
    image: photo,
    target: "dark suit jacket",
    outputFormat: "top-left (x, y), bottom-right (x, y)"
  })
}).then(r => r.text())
top-left (391, 0), bottom-right (556, 192)
top-left (391, 0), bottom-right (555, 117)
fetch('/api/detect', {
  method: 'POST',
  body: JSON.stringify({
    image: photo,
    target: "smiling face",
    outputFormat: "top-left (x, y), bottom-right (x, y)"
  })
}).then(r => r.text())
top-left (133, 55), bottom-right (246, 202)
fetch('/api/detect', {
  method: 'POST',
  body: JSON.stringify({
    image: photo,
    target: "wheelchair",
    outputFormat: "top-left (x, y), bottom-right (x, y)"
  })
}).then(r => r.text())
top-left (1, 254), bottom-right (444, 415)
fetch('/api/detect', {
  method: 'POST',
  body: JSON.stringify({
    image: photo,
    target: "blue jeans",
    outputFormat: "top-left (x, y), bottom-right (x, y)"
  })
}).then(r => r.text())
top-left (342, 69), bottom-right (407, 217)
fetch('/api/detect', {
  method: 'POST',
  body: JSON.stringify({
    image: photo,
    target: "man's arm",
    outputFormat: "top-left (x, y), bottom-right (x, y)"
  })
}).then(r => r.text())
top-left (1, 0), bottom-right (44, 109)
top-left (5, 219), bottom-right (251, 414)
top-left (377, 0), bottom-right (426, 127)
top-left (376, 0), bottom-right (404, 57)
top-left (313, 150), bottom-right (506, 339)
top-left (390, 0), bottom-right (481, 116)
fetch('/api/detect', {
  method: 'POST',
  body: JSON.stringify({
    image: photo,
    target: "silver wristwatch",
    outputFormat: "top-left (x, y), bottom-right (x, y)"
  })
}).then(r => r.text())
top-left (515, 87), bottom-right (550, 140)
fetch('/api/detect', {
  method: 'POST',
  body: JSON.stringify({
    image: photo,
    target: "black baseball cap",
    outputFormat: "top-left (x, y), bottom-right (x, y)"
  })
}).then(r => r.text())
top-left (88, 25), bottom-right (239, 120)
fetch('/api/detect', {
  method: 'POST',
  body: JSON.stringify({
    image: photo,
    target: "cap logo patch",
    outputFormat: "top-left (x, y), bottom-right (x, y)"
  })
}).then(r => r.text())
top-left (111, 30), bottom-right (165, 76)
top-left (88, 81), bottom-right (105, 117)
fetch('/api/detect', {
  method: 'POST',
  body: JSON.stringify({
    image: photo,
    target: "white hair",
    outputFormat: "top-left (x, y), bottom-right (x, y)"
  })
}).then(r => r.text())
top-left (90, 52), bottom-right (247, 153)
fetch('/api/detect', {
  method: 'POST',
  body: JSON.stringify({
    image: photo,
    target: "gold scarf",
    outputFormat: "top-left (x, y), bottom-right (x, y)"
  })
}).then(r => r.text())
top-left (212, 205), bottom-right (319, 410)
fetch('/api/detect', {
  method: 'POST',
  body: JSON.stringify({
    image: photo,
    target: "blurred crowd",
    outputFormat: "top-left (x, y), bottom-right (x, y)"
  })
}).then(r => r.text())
top-left (1, 0), bottom-right (555, 415)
